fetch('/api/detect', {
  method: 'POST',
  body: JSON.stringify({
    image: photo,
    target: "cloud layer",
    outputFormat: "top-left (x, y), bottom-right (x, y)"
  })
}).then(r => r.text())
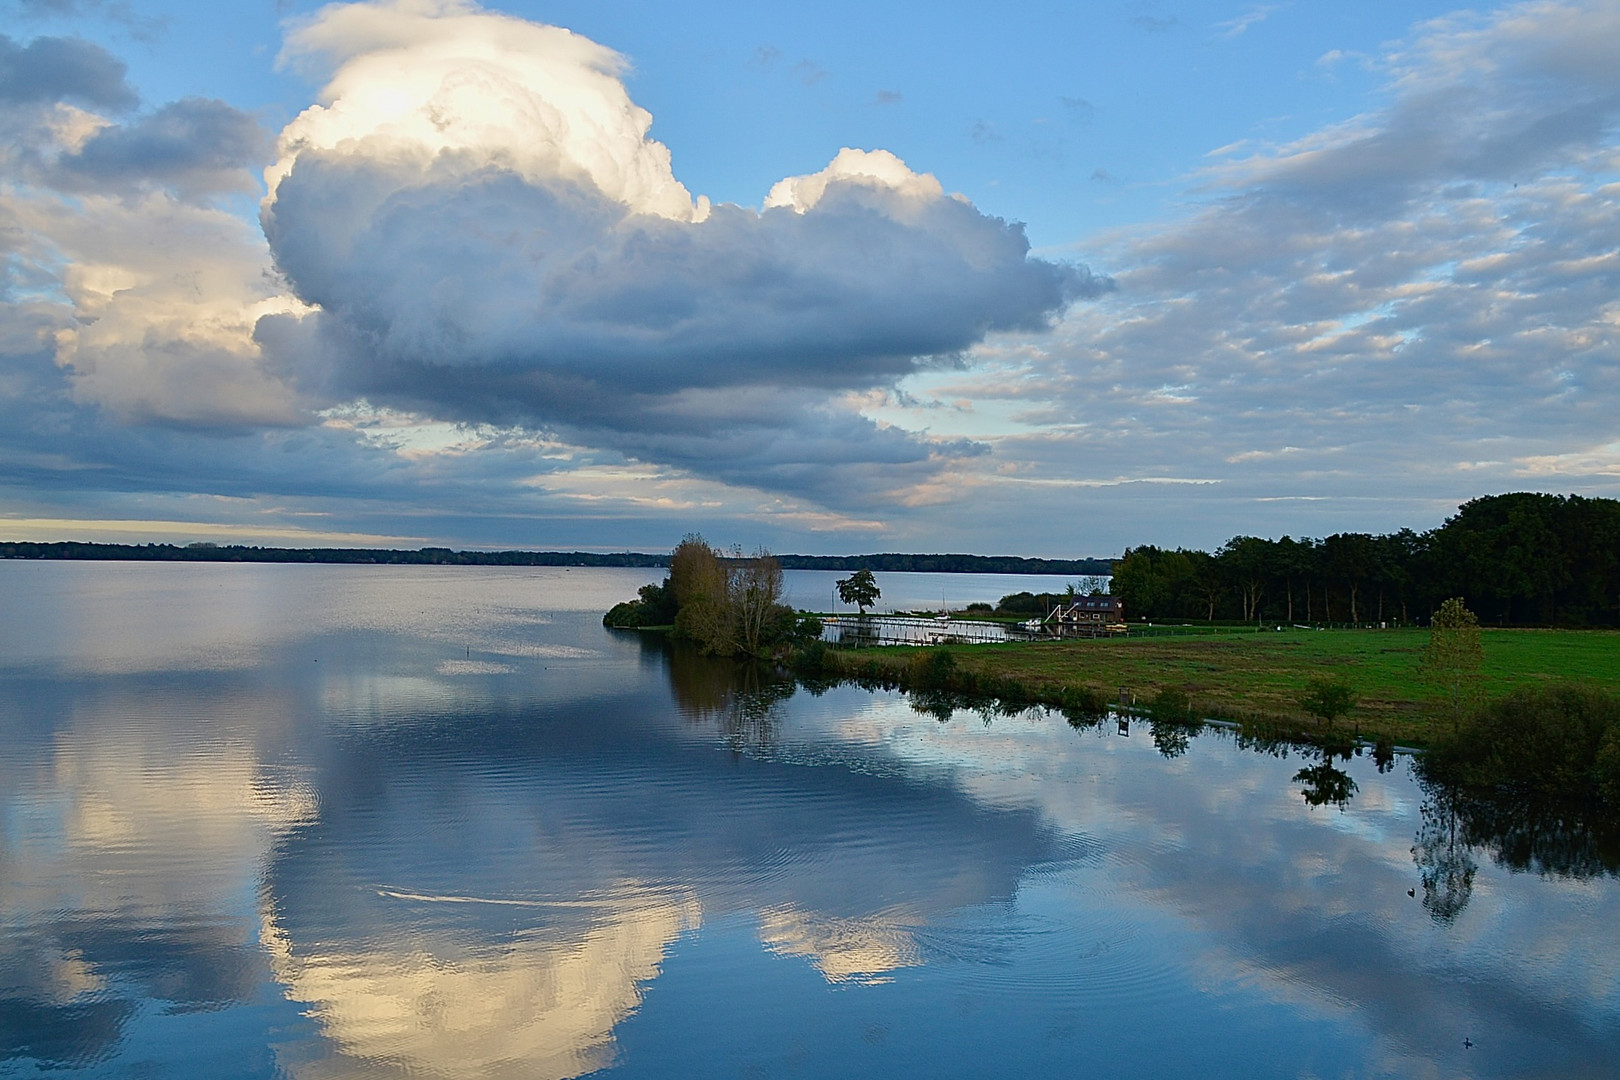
top-left (911, 0), bottom-right (1620, 545)
top-left (5, 0), bottom-right (1620, 551)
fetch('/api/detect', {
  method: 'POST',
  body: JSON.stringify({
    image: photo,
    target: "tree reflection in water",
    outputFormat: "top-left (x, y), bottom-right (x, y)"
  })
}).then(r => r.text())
top-left (1293, 747), bottom-right (1359, 810)
top-left (1409, 775), bottom-right (1620, 922)
top-left (666, 641), bottom-right (795, 751)
top-left (672, 652), bottom-right (1620, 931)
top-left (1148, 720), bottom-right (1193, 759)
top-left (1412, 786), bottom-right (1478, 923)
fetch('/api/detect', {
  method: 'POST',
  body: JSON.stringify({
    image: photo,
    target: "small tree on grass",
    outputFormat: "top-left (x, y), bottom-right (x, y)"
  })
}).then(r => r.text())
top-left (837, 568), bottom-right (881, 614)
top-left (1421, 597), bottom-right (1484, 733)
top-left (1300, 677), bottom-right (1358, 732)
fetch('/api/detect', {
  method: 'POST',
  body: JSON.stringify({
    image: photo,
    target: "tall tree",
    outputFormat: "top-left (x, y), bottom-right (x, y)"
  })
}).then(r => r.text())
top-left (836, 568), bottom-right (881, 614)
top-left (1274, 535), bottom-right (1308, 624)
top-left (1187, 550), bottom-right (1226, 622)
top-left (1420, 597), bottom-right (1484, 732)
top-left (1219, 535), bottom-right (1272, 622)
top-left (733, 549), bottom-right (788, 656)
top-left (1322, 532), bottom-right (1375, 624)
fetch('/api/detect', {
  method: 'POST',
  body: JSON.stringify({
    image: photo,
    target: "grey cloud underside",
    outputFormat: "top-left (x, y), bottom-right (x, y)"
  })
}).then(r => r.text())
top-left (257, 311), bottom-right (982, 507)
top-left (262, 155), bottom-right (1103, 393)
top-left (0, 33), bottom-right (135, 110)
top-left (257, 153), bottom-right (1097, 503)
top-left (51, 97), bottom-right (268, 199)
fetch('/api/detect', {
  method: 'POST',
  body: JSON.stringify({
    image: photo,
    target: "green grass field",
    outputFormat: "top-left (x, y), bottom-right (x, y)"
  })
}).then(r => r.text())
top-left (827, 627), bottom-right (1620, 745)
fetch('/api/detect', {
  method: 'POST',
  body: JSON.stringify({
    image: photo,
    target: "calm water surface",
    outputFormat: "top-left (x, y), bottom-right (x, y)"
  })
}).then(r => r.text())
top-left (1, 563), bottom-right (1615, 1079)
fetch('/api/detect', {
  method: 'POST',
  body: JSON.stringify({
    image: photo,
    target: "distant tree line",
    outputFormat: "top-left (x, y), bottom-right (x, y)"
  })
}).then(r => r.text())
top-left (0, 542), bottom-right (671, 567)
top-left (1112, 493), bottom-right (1620, 627)
top-left (0, 542), bottom-right (1109, 575)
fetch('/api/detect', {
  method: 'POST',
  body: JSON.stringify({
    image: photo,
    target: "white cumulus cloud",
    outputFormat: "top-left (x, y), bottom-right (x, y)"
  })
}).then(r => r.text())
top-left (257, 0), bottom-right (1100, 505)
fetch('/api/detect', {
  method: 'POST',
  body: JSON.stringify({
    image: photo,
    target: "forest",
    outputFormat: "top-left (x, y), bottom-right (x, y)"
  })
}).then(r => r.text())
top-left (1112, 493), bottom-right (1620, 627)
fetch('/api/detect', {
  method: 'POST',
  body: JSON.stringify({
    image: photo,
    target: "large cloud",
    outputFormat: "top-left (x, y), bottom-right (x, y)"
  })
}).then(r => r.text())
top-left (257, 0), bottom-right (1099, 504)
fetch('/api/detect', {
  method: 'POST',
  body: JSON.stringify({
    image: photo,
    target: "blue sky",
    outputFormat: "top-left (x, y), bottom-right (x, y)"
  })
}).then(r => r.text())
top-left (2, 0), bottom-right (1617, 555)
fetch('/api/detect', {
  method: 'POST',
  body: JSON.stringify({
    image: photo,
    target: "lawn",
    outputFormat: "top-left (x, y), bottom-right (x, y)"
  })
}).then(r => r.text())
top-left (828, 627), bottom-right (1620, 746)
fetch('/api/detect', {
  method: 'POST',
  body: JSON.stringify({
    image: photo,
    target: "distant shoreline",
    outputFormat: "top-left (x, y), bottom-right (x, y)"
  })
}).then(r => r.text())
top-left (0, 541), bottom-right (1113, 576)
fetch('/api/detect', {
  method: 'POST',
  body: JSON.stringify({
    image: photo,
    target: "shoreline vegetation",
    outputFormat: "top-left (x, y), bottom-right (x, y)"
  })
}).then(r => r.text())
top-left (605, 505), bottom-right (1620, 814)
top-left (791, 627), bottom-right (1620, 816)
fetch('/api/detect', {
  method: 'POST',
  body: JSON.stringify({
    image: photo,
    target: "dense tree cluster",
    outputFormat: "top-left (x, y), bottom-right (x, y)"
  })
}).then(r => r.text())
top-left (604, 535), bottom-right (821, 657)
top-left (1111, 493), bottom-right (1620, 627)
top-left (993, 577), bottom-right (1110, 616)
top-left (776, 553), bottom-right (1113, 575)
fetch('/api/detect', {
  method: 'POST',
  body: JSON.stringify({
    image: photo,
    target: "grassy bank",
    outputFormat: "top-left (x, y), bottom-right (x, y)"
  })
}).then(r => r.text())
top-left (814, 627), bottom-right (1620, 747)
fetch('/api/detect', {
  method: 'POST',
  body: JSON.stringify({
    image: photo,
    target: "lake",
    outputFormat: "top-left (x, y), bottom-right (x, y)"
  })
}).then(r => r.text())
top-left (1, 562), bottom-right (1615, 1079)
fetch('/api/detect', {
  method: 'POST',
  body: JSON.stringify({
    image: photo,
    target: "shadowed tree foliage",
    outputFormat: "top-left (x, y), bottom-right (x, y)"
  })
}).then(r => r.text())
top-left (1423, 683), bottom-right (1620, 804)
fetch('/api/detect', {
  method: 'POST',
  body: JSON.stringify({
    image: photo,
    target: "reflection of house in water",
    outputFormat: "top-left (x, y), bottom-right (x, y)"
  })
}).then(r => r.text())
top-left (1042, 596), bottom-right (1127, 636)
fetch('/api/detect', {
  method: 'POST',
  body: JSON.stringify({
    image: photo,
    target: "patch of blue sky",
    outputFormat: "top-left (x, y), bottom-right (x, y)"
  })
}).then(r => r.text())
top-left (19, 0), bottom-right (1470, 243)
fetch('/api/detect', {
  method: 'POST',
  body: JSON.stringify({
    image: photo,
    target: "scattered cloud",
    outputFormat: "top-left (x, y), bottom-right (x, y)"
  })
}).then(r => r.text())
top-left (7, 0), bottom-right (168, 38)
top-left (1059, 95), bottom-right (1096, 125)
top-left (791, 59), bottom-right (827, 85)
top-left (1129, 15), bottom-right (1178, 34)
top-left (961, 0), bottom-right (1620, 543)
top-left (0, 33), bottom-right (136, 110)
top-left (50, 97), bottom-right (268, 200)
top-left (968, 119), bottom-right (1003, 143)
top-left (1217, 5), bottom-right (1283, 39)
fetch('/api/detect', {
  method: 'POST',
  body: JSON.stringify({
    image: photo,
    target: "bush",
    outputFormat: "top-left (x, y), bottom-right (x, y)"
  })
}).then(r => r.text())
top-left (792, 639), bottom-right (830, 676)
top-left (792, 613), bottom-right (824, 642)
top-left (908, 648), bottom-right (958, 689)
top-left (1059, 686), bottom-right (1109, 727)
top-left (1426, 684), bottom-right (1620, 804)
top-left (996, 591), bottom-right (1066, 614)
top-left (1149, 687), bottom-right (1191, 724)
top-left (1299, 677), bottom-right (1357, 730)
top-left (601, 580), bottom-right (678, 628)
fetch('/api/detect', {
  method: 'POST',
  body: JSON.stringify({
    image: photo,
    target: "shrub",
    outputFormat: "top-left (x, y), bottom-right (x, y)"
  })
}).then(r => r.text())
top-left (1299, 677), bottom-right (1358, 731)
top-left (1426, 684), bottom-right (1620, 803)
top-left (909, 648), bottom-right (958, 689)
top-left (1150, 687), bottom-right (1191, 724)
top-left (1059, 686), bottom-right (1109, 727)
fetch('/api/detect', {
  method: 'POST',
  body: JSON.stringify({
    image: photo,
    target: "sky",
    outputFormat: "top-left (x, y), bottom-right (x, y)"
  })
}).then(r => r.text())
top-left (1, 0), bottom-right (1617, 557)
